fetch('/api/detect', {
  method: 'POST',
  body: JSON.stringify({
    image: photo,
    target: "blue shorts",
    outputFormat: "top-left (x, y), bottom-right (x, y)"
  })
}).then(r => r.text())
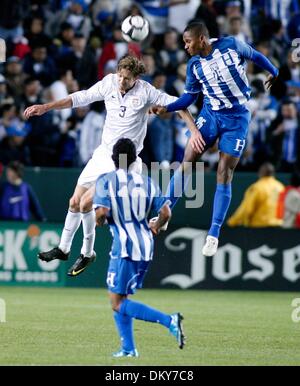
top-left (189, 104), bottom-right (251, 158)
top-left (106, 257), bottom-right (150, 295)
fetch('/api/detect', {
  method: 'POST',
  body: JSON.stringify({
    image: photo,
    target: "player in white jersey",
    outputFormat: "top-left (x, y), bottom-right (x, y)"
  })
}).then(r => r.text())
top-left (24, 55), bottom-right (204, 276)
top-left (94, 138), bottom-right (185, 356)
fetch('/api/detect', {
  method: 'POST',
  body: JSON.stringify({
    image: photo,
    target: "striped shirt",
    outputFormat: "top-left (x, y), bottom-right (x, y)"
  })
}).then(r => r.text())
top-left (185, 37), bottom-right (255, 111)
top-left (94, 169), bottom-right (167, 261)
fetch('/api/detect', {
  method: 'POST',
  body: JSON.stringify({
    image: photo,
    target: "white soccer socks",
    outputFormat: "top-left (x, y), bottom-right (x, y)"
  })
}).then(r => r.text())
top-left (59, 211), bottom-right (82, 253)
top-left (80, 209), bottom-right (96, 257)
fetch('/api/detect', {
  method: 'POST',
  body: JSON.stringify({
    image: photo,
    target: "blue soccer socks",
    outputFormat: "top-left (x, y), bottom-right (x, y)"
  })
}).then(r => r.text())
top-left (113, 311), bottom-right (135, 352)
top-left (119, 299), bottom-right (171, 328)
top-left (166, 166), bottom-right (192, 209)
top-left (208, 183), bottom-right (232, 238)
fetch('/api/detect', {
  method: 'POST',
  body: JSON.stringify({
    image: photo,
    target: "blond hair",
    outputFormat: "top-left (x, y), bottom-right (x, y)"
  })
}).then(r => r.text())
top-left (117, 55), bottom-right (146, 78)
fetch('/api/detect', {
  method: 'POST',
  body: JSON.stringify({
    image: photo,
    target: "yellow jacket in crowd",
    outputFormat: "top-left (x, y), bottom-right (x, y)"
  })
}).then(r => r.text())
top-left (227, 176), bottom-right (285, 227)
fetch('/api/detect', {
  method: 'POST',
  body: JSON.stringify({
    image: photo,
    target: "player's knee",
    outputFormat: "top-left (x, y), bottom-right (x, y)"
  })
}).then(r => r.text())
top-left (79, 195), bottom-right (93, 212)
top-left (69, 196), bottom-right (80, 212)
top-left (111, 301), bottom-right (121, 312)
top-left (217, 165), bottom-right (235, 184)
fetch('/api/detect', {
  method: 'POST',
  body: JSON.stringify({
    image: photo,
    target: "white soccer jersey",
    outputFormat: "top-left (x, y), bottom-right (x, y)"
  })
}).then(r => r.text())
top-left (70, 73), bottom-right (177, 154)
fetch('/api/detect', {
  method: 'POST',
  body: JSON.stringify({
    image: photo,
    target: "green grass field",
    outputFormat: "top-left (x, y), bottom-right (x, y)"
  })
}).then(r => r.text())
top-left (0, 286), bottom-right (300, 366)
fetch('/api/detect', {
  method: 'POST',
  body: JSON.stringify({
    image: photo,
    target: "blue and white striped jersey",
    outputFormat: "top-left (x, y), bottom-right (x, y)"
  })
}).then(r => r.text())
top-left (94, 169), bottom-right (167, 261)
top-left (185, 37), bottom-right (254, 111)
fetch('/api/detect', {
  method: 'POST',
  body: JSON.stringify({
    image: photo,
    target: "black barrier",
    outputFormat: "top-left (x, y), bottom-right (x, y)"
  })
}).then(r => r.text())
top-left (144, 226), bottom-right (300, 291)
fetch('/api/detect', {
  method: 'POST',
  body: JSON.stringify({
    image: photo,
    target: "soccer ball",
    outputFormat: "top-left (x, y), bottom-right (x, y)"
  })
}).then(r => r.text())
top-left (121, 15), bottom-right (149, 43)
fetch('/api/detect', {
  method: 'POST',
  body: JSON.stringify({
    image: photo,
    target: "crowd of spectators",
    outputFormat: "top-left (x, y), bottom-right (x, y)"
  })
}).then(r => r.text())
top-left (0, 0), bottom-right (299, 174)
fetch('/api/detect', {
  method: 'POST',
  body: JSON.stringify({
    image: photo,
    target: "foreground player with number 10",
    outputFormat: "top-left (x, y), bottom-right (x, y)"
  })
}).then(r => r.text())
top-left (94, 138), bottom-right (185, 357)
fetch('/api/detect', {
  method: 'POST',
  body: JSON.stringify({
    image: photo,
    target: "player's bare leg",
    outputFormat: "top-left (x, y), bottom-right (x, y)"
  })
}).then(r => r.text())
top-left (67, 185), bottom-right (97, 276)
top-left (38, 185), bottom-right (87, 262)
top-left (216, 152), bottom-right (240, 185)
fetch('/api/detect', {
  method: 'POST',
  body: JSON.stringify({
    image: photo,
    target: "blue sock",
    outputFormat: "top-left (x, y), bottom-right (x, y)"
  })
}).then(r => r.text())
top-left (208, 183), bottom-right (232, 238)
top-left (119, 299), bottom-right (171, 328)
top-left (113, 311), bottom-right (135, 352)
top-left (166, 167), bottom-right (191, 209)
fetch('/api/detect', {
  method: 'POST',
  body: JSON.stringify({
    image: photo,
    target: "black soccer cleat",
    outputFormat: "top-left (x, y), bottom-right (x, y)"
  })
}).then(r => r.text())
top-left (38, 247), bottom-right (69, 262)
top-left (67, 252), bottom-right (96, 277)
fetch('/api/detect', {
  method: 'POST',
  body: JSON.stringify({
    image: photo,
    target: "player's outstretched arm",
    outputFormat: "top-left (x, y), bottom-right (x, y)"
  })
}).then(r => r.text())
top-left (23, 96), bottom-right (73, 119)
top-left (235, 38), bottom-right (279, 88)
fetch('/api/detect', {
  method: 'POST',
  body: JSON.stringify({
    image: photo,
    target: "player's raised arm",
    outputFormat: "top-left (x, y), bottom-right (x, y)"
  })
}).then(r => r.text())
top-left (24, 78), bottom-right (105, 119)
top-left (234, 38), bottom-right (279, 89)
top-left (23, 96), bottom-right (72, 119)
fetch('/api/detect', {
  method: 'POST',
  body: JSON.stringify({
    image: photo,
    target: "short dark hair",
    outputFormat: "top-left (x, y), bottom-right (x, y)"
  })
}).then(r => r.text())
top-left (24, 76), bottom-right (39, 86)
top-left (7, 161), bottom-right (24, 178)
top-left (112, 138), bottom-right (137, 169)
top-left (184, 21), bottom-right (209, 38)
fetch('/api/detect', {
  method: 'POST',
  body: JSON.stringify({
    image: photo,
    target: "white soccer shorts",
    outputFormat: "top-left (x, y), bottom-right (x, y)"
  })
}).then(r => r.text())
top-left (77, 144), bottom-right (142, 189)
